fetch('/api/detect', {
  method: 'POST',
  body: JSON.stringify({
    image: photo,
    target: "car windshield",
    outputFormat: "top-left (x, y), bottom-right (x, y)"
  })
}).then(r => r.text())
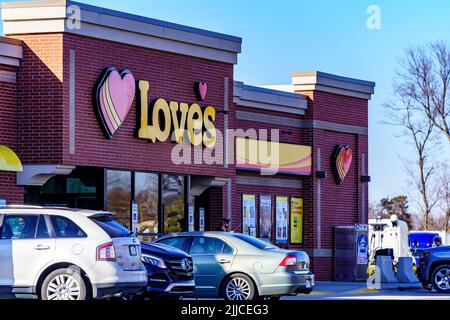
top-left (233, 234), bottom-right (277, 250)
top-left (90, 216), bottom-right (131, 238)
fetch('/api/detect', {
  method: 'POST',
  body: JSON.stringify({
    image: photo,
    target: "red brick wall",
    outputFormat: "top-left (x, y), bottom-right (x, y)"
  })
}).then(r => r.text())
top-left (301, 90), bottom-right (369, 280)
top-left (13, 34), bottom-right (65, 164)
top-left (61, 33), bottom-right (235, 178)
top-left (0, 64), bottom-right (24, 203)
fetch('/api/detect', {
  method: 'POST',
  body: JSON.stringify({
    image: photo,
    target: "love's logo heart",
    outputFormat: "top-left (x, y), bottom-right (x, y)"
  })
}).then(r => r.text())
top-left (195, 81), bottom-right (208, 101)
top-left (94, 67), bottom-right (136, 139)
top-left (332, 145), bottom-right (353, 184)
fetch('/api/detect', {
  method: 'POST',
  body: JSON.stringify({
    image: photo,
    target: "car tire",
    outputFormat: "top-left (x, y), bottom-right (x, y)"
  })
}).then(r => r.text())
top-left (302, 288), bottom-right (313, 295)
top-left (40, 267), bottom-right (87, 300)
top-left (432, 264), bottom-right (450, 294)
top-left (222, 274), bottom-right (256, 301)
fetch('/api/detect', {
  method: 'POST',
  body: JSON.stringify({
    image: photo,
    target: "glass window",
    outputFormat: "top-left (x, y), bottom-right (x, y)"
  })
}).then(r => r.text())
top-left (163, 174), bottom-right (185, 233)
top-left (189, 237), bottom-right (225, 255)
top-left (223, 243), bottom-right (234, 254)
top-left (157, 237), bottom-right (188, 251)
top-left (135, 172), bottom-right (159, 235)
top-left (90, 216), bottom-right (131, 238)
top-left (50, 216), bottom-right (86, 238)
top-left (1, 215), bottom-right (38, 240)
top-left (107, 170), bottom-right (132, 229)
top-left (36, 215), bottom-right (50, 239)
top-left (233, 234), bottom-right (277, 250)
top-left (67, 177), bottom-right (97, 194)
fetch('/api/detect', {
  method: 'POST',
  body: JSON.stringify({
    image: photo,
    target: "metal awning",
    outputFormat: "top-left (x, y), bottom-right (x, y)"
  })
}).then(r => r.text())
top-left (0, 145), bottom-right (23, 172)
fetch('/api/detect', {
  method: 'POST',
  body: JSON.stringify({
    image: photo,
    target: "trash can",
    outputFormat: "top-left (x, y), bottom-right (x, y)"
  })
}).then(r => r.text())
top-left (334, 224), bottom-right (369, 282)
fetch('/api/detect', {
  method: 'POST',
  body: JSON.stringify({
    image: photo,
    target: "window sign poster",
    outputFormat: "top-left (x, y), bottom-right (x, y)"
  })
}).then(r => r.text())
top-left (188, 206), bottom-right (195, 232)
top-left (131, 200), bottom-right (139, 235)
top-left (276, 196), bottom-right (288, 244)
top-left (259, 195), bottom-right (272, 241)
top-left (290, 198), bottom-right (303, 244)
top-left (199, 208), bottom-right (205, 232)
top-left (357, 234), bottom-right (369, 265)
top-left (242, 194), bottom-right (256, 236)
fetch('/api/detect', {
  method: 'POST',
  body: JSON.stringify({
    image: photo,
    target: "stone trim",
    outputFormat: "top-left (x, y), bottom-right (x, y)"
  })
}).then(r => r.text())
top-left (1, 0), bottom-right (241, 64)
top-left (236, 175), bottom-right (303, 189)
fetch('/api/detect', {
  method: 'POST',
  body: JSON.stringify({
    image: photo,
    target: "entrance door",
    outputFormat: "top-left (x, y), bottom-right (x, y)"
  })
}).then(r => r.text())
top-left (188, 236), bottom-right (235, 296)
top-left (2, 214), bottom-right (55, 287)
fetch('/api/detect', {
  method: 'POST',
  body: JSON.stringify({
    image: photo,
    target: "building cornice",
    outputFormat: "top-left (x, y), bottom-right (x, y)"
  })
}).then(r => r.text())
top-left (1, 0), bottom-right (242, 64)
top-left (0, 36), bottom-right (22, 67)
top-left (291, 71), bottom-right (375, 100)
top-left (233, 81), bottom-right (307, 115)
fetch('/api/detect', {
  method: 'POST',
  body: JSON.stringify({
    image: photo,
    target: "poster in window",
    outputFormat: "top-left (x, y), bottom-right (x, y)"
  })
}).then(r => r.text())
top-left (199, 208), bottom-right (205, 232)
top-left (188, 205), bottom-right (195, 232)
top-left (290, 198), bottom-right (303, 244)
top-left (276, 196), bottom-right (288, 244)
top-left (259, 195), bottom-right (272, 241)
top-left (242, 194), bottom-right (256, 237)
top-left (131, 200), bottom-right (138, 235)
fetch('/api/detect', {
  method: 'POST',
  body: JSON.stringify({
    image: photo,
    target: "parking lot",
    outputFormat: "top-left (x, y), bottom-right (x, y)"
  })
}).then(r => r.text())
top-left (282, 281), bottom-right (450, 300)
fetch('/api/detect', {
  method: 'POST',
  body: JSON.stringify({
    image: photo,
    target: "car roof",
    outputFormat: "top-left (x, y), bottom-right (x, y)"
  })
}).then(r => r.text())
top-left (0, 205), bottom-right (115, 218)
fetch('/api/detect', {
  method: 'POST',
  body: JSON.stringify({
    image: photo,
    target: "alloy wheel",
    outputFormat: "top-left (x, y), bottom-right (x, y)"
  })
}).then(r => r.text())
top-left (225, 277), bottom-right (251, 300)
top-left (46, 274), bottom-right (81, 300)
top-left (435, 268), bottom-right (450, 291)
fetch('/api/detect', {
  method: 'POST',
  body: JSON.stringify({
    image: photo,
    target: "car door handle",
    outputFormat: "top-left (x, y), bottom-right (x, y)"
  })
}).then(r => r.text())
top-left (34, 245), bottom-right (50, 251)
top-left (219, 259), bottom-right (231, 264)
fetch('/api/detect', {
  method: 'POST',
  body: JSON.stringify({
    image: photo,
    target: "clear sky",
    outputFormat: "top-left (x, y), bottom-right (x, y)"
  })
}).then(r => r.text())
top-left (1, 0), bottom-right (450, 204)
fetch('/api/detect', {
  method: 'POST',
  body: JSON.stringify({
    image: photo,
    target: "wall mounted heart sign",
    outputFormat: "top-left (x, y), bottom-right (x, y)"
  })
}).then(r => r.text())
top-left (93, 67), bottom-right (136, 139)
top-left (331, 145), bottom-right (353, 184)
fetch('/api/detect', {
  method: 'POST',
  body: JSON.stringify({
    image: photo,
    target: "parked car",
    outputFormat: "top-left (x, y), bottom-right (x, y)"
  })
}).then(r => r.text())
top-left (141, 241), bottom-right (195, 299)
top-left (154, 232), bottom-right (314, 300)
top-left (0, 206), bottom-right (147, 300)
top-left (417, 245), bottom-right (450, 293)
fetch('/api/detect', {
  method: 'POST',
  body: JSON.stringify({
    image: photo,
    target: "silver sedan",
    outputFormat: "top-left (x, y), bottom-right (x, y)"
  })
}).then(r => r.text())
top-left (154, 232), bottom-right (314, 300)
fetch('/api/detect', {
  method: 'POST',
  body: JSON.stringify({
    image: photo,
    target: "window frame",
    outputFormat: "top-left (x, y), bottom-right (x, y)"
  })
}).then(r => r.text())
top-left (156, 236), bottom-right (189, 252)
top-left (1, 214), bottom-right (40, 240)
top-left (48, 215), bottom-right (88, 239)
top-left (34, 214), bottom-right (53, 239)
top-left (188, 236), bottom-right (234, 256)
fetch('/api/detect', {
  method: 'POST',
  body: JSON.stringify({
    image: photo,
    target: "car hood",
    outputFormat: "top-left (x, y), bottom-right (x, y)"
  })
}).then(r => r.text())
top-left (141, 242), bottom-right (190, 259)
top-left (424, 245), bottom-right (450, 253)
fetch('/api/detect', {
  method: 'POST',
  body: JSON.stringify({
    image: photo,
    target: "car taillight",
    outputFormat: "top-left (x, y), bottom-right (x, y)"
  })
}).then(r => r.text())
top-left (280, 254), bottom-right (297, 267)
top-left (97, 242), bottom-right (116, 261)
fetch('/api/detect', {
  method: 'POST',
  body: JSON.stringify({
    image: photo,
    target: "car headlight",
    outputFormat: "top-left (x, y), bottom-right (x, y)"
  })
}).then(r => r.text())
top-left (141, 254), bottom-right (167, 269)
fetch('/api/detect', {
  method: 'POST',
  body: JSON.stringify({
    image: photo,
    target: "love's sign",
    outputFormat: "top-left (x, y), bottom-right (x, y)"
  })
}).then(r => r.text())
top-left (332, 145), bottom-right (353, 184)
top-left (93, 68), bottom-right (217, 147)
top-left (137, 80), bottom-right (217, 148)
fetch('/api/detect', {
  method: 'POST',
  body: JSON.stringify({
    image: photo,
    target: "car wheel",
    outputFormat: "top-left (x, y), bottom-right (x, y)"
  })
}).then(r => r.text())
top-left (223, 274), bottom-right (256, 301)
top-left (302, 288), bottom-right (313, 295)
top-left (41, 267), bottom-right (87, 300)
top-left (432, 264), bottom-right (450, 294)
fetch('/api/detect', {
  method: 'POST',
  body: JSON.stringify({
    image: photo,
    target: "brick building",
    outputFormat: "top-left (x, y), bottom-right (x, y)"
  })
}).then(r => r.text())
top-left (0, 0), bottom-right (375, 280)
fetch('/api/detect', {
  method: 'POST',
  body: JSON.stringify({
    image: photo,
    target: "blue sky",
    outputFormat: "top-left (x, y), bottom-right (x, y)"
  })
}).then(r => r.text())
top-left (1, 0), bottom-right (450, 204)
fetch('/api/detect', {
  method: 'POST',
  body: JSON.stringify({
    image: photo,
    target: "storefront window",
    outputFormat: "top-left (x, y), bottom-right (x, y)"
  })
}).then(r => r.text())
top-left (135, 172), bottom-right (159, 235)
top-left (106, 170), bottom-right (131, 229)
top-left (163, 174), bottom-right (185, 233)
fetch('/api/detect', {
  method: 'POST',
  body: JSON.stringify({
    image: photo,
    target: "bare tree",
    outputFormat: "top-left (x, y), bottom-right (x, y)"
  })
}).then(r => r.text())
top-left (385, 82), bottom-right (437, 230)
top-left (438, 163), bottom-right (450, 231)
top-left (398, 41), bottom-right (450, 143)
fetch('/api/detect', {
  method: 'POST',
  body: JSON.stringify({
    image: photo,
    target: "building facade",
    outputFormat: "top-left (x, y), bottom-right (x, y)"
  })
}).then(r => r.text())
top-left (0, 0), bottom-right (375, 280)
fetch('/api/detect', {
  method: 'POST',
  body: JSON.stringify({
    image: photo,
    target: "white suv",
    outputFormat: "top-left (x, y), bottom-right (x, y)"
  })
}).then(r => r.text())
top-left (0, 206), bottom-right (147, 300)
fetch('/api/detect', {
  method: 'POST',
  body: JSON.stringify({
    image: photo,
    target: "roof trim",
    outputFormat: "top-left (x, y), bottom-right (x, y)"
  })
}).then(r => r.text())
top-left (1, 0), bottom-right (242, 64)
top-left (291, 70), bottom-right (375, 100)
top-left (233, 81), bottom-right (307, 115)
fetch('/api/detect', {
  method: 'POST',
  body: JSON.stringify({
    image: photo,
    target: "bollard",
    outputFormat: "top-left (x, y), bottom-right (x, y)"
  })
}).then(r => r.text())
top-left (376, 255), bottom-right (398, 283)
top-left (396, 257), bottom-right (420, 283)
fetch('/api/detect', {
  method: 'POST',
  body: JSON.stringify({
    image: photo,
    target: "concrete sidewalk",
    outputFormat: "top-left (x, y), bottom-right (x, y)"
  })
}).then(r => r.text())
top-left (314, 281), bottom-right (423, 295)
